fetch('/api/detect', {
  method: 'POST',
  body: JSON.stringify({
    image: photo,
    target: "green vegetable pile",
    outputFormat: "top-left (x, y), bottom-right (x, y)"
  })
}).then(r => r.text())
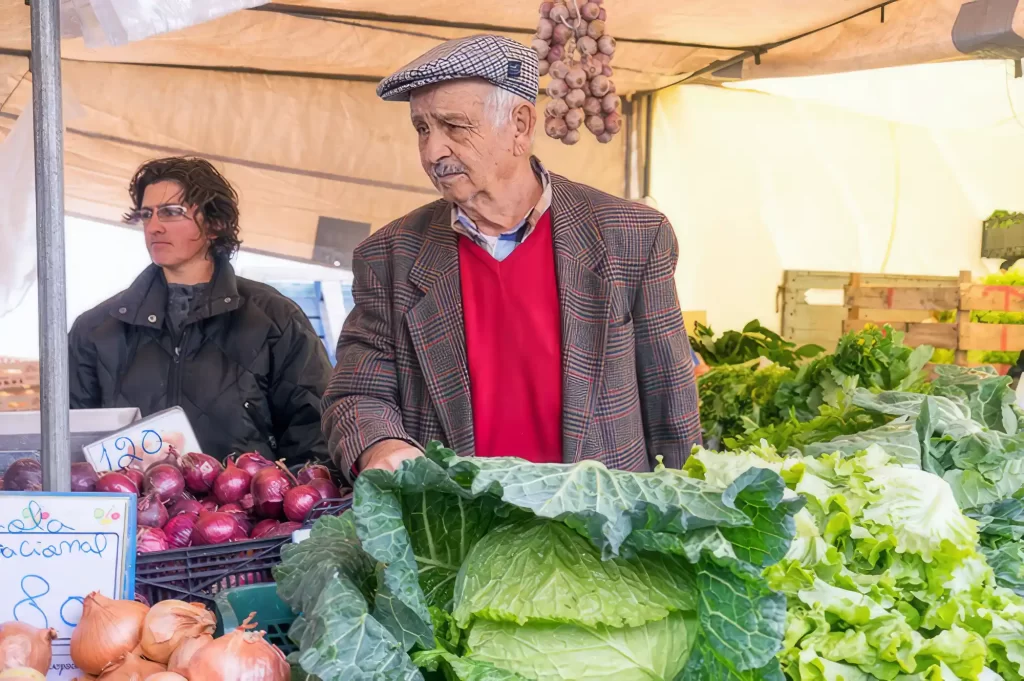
top-left (985, 210), bottom-right (1024, 231)
top-left (684, 444), bottom-right (1024, 680)
top-left (274, 444), bottom-right (803, 681)
top-left (690, 319), bottom-right (824, 369)
top-left (699, 324), bottom-right (932, 446)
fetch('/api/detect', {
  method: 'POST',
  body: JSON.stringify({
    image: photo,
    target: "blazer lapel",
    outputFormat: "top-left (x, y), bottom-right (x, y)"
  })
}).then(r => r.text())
top-left (550, 179), bottom-right (612, 463)
top-left (406, 203), bottom-right (476, 456)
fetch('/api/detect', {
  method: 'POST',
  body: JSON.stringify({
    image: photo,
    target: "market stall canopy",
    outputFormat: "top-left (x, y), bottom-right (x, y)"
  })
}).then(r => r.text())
top-left (1, 0), bottom-right (1023, 264)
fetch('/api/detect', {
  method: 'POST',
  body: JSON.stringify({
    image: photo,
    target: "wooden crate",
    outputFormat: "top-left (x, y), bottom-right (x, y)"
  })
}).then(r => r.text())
top-left (0, 358), bottom-right (40, 391)
top-left (780, 270), bottom-right (956, 350)
top-left (0, 387), bottom-right (40, 412)
top-left (843, 271), bottom-right (1024, 367)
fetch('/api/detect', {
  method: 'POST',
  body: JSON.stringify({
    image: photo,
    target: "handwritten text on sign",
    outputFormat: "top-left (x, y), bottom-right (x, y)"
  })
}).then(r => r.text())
top-left (0, 492), bottom-right (135, 680)
top-left (83, 406), bottom-right (201, 472)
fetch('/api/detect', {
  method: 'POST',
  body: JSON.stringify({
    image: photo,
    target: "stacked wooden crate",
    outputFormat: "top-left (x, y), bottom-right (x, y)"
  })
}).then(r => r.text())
top-left (0, 357), bottom-right (40, 411)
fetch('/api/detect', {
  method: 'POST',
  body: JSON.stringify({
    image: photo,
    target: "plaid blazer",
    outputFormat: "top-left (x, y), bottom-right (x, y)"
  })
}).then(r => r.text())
top-left (322, 174), bottom-right (701, 476)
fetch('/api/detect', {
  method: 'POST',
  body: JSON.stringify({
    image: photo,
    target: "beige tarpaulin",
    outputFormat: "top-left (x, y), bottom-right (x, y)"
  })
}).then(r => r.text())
top-left (2, 0), bottom-right (1024, 263)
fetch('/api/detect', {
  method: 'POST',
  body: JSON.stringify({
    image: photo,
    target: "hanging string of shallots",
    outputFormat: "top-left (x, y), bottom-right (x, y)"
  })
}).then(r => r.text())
top-left (533, 0), bottom-right (622, 145)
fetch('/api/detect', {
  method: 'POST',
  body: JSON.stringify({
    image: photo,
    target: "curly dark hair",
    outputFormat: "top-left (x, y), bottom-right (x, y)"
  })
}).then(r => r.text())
top-left (126, 157), bottom-right (242, 259)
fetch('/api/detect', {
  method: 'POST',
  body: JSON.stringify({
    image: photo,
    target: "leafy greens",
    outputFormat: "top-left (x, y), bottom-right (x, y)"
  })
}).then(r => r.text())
top-left (273, 443), bottom-right (804, 681)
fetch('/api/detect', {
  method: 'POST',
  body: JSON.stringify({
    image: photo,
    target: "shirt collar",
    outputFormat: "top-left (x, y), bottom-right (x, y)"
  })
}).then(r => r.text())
top-left (451, 157), bottom-right (552, 257)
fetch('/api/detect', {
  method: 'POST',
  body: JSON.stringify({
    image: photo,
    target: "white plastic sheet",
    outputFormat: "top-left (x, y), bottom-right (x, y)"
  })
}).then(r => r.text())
top-left (60, 0), bottom-right (268, 48)
top-left (0, 105), bottom-right (37, 318)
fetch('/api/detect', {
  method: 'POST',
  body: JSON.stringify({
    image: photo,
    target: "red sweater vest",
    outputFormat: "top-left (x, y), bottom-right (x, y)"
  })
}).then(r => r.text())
top-left (458, 211), bottom-right (563, 463)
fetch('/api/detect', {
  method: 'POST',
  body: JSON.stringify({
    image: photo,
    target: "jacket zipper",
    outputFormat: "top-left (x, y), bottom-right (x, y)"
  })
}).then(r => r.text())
top-left (244, 400), bottom-right (278, 452)
top-left (169, 328), bottom-right (188, 405)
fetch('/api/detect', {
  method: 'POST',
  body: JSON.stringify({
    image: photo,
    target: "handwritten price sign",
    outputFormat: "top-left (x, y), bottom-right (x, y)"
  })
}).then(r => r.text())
top-left (83, 406), bottom-right (201, 472)
top-left (0, 492), bottom-right (135, 680)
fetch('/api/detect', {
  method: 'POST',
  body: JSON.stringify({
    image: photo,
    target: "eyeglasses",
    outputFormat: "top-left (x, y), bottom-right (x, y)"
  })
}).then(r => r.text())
top-left (125, 204), bottom-right (191, 225)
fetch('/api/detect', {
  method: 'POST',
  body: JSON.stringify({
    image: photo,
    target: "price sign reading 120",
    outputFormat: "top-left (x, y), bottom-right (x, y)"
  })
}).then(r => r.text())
top-left (83, 406), bottom-right (201, 473)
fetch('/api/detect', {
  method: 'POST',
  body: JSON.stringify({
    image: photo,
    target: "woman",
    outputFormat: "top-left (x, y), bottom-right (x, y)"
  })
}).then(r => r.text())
top-left (69, 157), bottom-right (332, 467)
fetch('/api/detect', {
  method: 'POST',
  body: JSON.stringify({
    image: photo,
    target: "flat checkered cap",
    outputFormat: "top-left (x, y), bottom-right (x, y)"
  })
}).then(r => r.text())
top-left (377, 34), bottom-right (539, 104)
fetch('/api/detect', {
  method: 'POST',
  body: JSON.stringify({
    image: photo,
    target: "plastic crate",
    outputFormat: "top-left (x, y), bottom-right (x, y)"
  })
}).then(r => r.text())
top-left (214, 583), bottom-right (297, 654)
top-left (135, 536), bottom-right (290, 608)
top-left (134, 496), bottom-right (352, 608)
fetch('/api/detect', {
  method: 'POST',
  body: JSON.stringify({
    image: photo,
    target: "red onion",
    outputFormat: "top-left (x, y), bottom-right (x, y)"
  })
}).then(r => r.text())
top-left (162, 514), bottom-right (197, 549)
top-left (178, 452), bottom-right (222, 494)
top-left (137, 527), bottom-right (169, 553)
top-left (220, 507), bottom-right (252, 536)
top-left (213, 459), bottom-right (251, 505)
top-left (308, 477), bottom-right (341, 502)
top-left (96, 471), bottom-right (139, 496)
top-left (169, 497), bottom-right (203, 518)
top-left (3, 458), bottom-right (42, 491)
top-left (193, 512), bottom-right (245, 546)
top-left (251, 466), bottom-right (294, 519)
top-left (121, 466), bottom-right (145, 490)
top-left (284, 485), bottom-right (322, 523)
top-left (137, 492), bottom-right (169, 528)
top-left (234, 451), bottom-right (274, 478)
top-left (144, 463), bottom-right (185, 503)
top-left (200, 499), bottom-right (218, 513)
top-left (71, 462), bottom-right (99, 492)
top-left (239, 493), bottom-right (255, 514)
top-left (270, 521), bottom-right (302, 537)
top-left (250, 519), bottom-right (280, 539)
top-left (296, 463), bottom-right (332, 485)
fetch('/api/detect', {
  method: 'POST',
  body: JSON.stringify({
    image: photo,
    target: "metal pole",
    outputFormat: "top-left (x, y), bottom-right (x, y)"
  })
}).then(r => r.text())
top-left (30, 0), bottom-right (70, 492)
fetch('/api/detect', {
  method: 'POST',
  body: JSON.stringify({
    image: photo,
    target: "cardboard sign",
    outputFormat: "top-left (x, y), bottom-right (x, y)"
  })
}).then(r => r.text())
top-left (83, 406), bottom-right (200, 472)
top-left (0, 492), bottom-right (136, 679)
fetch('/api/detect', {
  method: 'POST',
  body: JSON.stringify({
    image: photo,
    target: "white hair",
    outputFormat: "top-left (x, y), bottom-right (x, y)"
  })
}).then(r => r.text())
top-left (485, 85), bottom-right (535, 139)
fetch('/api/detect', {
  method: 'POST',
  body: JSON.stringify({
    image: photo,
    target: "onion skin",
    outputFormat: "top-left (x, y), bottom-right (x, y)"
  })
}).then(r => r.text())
top-left (71, 462), bottom-right (99, 492)
top-left (545, 98), bottom-right (569, 118)
top-left (295, 463), bottom-right (331, 485)
top-left (143, 464), bottom-right (185, 504)
top-left (70, 592), bottom-right (149, 676)
top-left (601, 93), bottom-right (621, 114)
top-left (587, 19), bottom-right (606, 39)
top-left (250, 519), bottom-right (281, 539)
top-left (583, 96), bottom-right (602, 116)
top-left (137, 527), bottom-right (169, 553)
top-left (308, 477), bottom-right (341, 502)
top-left (545, 116), bottom-right (569, 140)
top-left (565, 89), bottom-right (586, 109)
top-left (178, 452), bottom-right (222, 495)
top-left (551, 22), bottom-right (572, 45)
top-left (548, 60), bottom-right (569, 81)
top-left (565, 108), bottom-right (585, 131)
top-left (120, 467), bottom-right (144, 490)
top-left (3, 459), bottom-right (41, 491)
top-left (193, 512), bottom-right (243, 546)
top-left (546, 78), bottom-right (569, 99)
top-left (140, 600), bottom-right (216, 664)
top-left (283, 485), bottom-right (322, 523)
top-left (92, 650), bottom-right (163, 680)
top-left (565, 67), bottom-right (586, 89)
top-left (0, 622), bottom-right (56, 674)
top-left (273, 521), bottom-right (303, 537)
top-left (234, 452), bottom-right (274, 479)
top-left (590, 75), bottom-right (611, 97)
top-left (146, 674), bottom-right (188, 681)
top-left (536, 17), bottom-right (554, 40)
top-left (581, 2), bottom-right (601, 20)
top-left (604, 111), bottom-right (623, 134)
top-left (167, 634), bottom-right (211, 677)
top-left (0, 669), bottom-right (47, 680)
top-left (162, 514), bottom-right (197, 549)
top-left (95, 472), bottom-right (138, 496)
top-left (188, 625), bottom-right (290, 681)
top-left (137, 492), bottom-right (169, 528)
top-left (200, 499), bottom-right (218, 513)
top-left (250, 466), bottom-right (294, 520)
top-left (597, 35), bottom-right (616, 55)
top-left (168, 498), bottom-right (203, 518)
top-left (586, 115), bottom-right (606, 135)
top-left (549, 4), bottom-right (569, 24)
top-left (561, 129), bottom-right (581, 146)
top-left (213, 459), bottom-right (251, 506)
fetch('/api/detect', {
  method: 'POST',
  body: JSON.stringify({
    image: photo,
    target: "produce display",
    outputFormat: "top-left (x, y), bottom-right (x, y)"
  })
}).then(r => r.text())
top-left (533, 0), bottom-right (622, 145)
top-left (0, 452), bottom-right (349, 554)
top-left (273, 443), bottom-right (803, 680)
top-left (690, 319), bottom-right (825, 370)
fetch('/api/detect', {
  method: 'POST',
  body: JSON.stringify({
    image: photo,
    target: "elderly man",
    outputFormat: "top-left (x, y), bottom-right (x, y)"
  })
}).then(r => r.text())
top-left (323, 35), bottom-right (701, 476)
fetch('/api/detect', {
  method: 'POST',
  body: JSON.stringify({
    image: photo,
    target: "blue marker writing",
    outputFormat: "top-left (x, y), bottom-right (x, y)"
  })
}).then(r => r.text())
top-left (13, 575), bottom-right (49, 628)
top-left (115, 436), bottom-right (141, 469)
top-left (60, 596), bottom-right (85, 627)
top-left (141, 429), bottom-right (164, 456)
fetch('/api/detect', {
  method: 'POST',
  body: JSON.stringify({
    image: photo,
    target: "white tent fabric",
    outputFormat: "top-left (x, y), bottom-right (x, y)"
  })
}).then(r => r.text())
top-left (651, 61), bottom-right (1024, 333)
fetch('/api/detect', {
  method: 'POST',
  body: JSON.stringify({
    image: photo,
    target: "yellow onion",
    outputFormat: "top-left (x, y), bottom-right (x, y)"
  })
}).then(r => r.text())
top-left (0, 622), bottom-right (56, 673)
top-left (70, 593), bottom-right (149, 675)
top-left (167, 633), bottom-right (211, 676)
top-left (188, 617), bottom-right (290, 681)
top-left (0, 669), bottom-right (46, 680)
top-left (146, 674), bottom-right (186, 681)
top-left (94, 651), bottom-right (163, 680)
top-left (139, 601), bottom-right (215, 664)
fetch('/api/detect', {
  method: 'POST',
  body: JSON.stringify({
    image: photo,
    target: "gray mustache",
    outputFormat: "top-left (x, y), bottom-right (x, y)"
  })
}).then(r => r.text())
top-left (432, 162), bottom-right (466, 179)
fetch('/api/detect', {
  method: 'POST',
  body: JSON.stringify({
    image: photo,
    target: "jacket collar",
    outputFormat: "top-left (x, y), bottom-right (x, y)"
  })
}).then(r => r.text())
top-left (406, 174), bottom-right (612, 462)
top-left (109, 257), bottom-right (243, 329)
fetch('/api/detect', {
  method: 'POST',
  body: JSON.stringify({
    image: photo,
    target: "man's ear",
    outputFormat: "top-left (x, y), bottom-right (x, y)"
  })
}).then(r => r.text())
top-left (512, 102), bottom-right (537, 157)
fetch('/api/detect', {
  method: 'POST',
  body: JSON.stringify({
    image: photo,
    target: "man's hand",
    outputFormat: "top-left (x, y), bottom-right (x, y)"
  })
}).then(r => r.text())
top-left (358, 439), bottom-right (423, 473)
